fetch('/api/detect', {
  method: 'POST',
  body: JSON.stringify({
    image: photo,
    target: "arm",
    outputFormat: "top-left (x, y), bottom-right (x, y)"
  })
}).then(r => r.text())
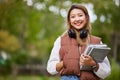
top-left (80, 56), bottom-right (111, 79)
top-left (80, 41), bottom-right (111, 79)
top-left (47, 37), bottom-right (61, 75)
top-left (93, 41), bottom-right (111, 79)
top-left (93, 57), bottom-right (111, 79)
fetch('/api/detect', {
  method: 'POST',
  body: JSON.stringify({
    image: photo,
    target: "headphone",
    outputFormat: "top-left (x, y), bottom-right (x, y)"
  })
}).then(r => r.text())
top-left (68, 29), bottom-right (88, 39)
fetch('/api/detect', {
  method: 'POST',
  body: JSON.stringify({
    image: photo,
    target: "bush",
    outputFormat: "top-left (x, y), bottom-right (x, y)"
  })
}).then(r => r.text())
top-left (0, 59), bottom-right (12, 75)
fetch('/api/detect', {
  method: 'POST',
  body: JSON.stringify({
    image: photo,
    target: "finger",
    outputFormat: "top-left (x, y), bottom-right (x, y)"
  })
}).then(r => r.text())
top-left (80, 55), bottom-right (84, 60)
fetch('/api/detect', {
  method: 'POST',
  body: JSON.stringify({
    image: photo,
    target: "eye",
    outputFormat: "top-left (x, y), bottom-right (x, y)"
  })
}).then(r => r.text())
top-left (70, 15), bottom-right (75, 18)
top-left (78, 14), bottom-right (83, 17)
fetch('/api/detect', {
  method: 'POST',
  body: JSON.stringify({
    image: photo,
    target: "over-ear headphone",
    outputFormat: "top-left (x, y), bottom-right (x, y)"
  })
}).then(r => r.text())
top-left (68, 29), bottom-right (88, 39)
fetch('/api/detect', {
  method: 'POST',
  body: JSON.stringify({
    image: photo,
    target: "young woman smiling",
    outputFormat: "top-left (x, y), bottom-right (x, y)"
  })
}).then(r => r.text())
top-left (47, 4), bottom-right (111, 80)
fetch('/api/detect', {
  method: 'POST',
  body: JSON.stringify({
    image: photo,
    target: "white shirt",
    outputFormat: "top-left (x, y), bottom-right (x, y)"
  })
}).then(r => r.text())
top-left (47, 36), bottom-right (111, 79)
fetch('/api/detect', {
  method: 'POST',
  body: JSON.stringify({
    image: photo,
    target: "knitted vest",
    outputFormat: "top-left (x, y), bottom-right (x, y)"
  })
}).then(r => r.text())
top-left (59, 34), bottom-right (101, 79)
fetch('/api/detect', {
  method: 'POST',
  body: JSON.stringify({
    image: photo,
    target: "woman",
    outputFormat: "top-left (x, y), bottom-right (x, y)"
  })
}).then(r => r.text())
top-left (47, 4), bottom-right (111, 80)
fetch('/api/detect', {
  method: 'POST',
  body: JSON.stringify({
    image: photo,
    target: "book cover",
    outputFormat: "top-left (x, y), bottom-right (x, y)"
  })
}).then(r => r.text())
top-left (80, 44), bottom-right (111, 70)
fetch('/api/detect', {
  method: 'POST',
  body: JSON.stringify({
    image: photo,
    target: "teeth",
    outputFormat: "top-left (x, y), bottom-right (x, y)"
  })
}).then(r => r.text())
top-left (74, 21), bottom-right (83, 26)
top-left (75, 23), bottom-right (81, 26)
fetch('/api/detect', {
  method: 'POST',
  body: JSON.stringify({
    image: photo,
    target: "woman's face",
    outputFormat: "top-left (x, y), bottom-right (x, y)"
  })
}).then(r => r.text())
top-left (69, 8), bottom-right (87, 30)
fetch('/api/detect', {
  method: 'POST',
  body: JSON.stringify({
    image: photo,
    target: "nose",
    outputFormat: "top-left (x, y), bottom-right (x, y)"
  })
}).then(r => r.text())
top-left (75, 16), bottom-right (80, 21)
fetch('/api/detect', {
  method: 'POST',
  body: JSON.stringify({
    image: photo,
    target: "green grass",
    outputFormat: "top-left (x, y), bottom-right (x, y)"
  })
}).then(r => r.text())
top-left (0, 75), bottom-right (60, 80)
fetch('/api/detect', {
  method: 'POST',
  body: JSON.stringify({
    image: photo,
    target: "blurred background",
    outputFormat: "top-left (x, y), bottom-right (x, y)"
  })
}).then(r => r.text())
top-left (0, 0), bottom-right (120, 80)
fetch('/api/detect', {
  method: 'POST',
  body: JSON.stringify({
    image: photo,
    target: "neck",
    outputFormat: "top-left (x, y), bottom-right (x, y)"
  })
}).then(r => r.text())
top-left (76, 31), bottom-right (90, 46)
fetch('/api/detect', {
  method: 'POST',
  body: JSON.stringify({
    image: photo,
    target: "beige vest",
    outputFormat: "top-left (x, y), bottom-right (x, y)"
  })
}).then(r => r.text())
top-left (59, 34), bottom-right (101, 80)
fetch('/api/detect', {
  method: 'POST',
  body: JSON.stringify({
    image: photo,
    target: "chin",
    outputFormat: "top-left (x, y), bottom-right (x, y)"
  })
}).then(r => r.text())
top-left (72, 25), bottom-right (84, 30)
top-left (75, 27), bottom-right (83, 30)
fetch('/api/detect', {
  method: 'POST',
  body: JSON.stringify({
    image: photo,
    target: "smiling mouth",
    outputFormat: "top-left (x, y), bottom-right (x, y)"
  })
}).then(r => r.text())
top-left (74, 21), bottom-right (82, 26)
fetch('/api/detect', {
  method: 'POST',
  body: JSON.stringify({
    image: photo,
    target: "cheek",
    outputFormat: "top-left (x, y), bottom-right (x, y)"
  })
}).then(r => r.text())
top-left (80, 16), bottom-right (86, 20)
top-left (70, 19), bottom-right (74, 24)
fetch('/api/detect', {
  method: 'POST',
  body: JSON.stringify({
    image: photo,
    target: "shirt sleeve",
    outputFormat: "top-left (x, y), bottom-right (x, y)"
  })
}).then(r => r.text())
top-left (93, 41), bottom-right (111, 79)
top-left (94, 57), bottom-right (111, 79)
top-left (47, 37), bottom-right (61, 75)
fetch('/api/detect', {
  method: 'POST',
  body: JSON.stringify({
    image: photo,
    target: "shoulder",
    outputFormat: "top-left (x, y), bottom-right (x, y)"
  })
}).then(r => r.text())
top-left (90, 35), bottom-right (101, 40)
top-left (60, 31), bottom-right (70, 40)
top-left (54, 31), bottom-right (69, 45)
top-left (90, 35), bottom-right (102, 44)
top-left (61, 30), bottom-right (68, 37)
top-left (53, 36), bottom-right (61, 46)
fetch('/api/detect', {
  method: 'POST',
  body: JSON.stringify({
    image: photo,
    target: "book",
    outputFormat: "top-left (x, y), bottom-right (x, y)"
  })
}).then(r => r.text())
top-left (80, 44), bottom-right (111, 70)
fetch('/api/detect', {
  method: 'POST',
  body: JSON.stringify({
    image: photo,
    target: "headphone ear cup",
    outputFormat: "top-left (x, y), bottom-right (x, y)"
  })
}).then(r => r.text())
top-left (79, 29), bottom-right (88, 39)
top-left (68, 29), bottom-right (76, 38)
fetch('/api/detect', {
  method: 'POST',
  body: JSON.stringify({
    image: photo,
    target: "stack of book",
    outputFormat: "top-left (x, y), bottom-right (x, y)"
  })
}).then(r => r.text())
top-left (80, 44), bottom-right (111, 70)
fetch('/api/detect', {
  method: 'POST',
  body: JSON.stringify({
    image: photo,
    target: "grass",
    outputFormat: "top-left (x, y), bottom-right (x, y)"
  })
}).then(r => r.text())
top-left (0, 75), bottom-right (60, 80)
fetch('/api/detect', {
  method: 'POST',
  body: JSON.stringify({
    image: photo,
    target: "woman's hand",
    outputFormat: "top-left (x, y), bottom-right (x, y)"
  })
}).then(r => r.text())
top-left (80, 54), bottom-right (96, 66)
top-left (56, 61), bottom-right (64, 72)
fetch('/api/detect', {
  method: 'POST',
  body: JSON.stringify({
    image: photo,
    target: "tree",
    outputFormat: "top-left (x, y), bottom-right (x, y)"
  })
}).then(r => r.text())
top-left (0, 0), bottom-right (119, 67)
